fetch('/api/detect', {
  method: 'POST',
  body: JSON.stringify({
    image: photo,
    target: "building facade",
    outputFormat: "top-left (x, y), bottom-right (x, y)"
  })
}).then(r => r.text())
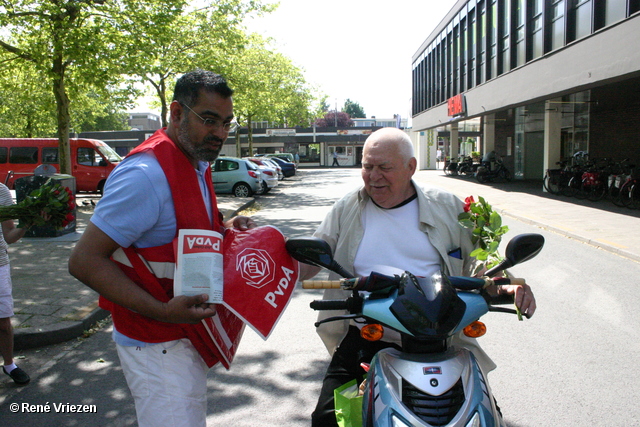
top-left (411, 0), bottom-right (640, 179)
top-left (128, 112), bottom-right (162, 131)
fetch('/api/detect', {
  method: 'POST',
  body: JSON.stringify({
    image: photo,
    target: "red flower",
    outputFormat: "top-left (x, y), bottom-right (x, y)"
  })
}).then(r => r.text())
top-left (463, 196), bottom-right (475, 212)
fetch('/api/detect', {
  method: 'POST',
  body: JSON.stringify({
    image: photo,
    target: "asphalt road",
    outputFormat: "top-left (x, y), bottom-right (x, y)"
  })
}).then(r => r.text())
top-left (2, 168), bottom-right (640, 426)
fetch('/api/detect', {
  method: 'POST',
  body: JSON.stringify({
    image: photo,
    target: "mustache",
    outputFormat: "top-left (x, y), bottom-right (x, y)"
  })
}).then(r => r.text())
top-left (204, 135), bottom-right (225, 144)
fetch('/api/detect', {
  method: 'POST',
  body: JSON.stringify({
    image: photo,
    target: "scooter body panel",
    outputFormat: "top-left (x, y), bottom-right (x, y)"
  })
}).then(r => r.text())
top-left (363, 347), bottom-right (504, 427)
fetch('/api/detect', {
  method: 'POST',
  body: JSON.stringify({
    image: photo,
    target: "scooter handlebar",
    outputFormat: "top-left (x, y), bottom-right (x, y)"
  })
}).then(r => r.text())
top-left (309, 300), bottom-right (350, 311)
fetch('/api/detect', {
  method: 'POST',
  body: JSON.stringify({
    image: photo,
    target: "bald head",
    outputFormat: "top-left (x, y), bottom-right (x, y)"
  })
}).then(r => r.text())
top-left (363, 127), bottom-right (414, 165)
top-left (361, 127), bottom-right (417, 208)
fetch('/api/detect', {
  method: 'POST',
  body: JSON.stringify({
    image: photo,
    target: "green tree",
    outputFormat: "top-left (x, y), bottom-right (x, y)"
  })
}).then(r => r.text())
top-left (72, 91), bottom-right (131, 132)
top-left (0, 0), bottom-right (171, 174)
top-left (228, 35), bottom-right (318, 156)
top-left (0, 57), bottom-right (132, 136)
top-left (0, 59), bottom-right (57, 137)
top-left (343, 99), bottom-right (365, 118)
top-left (128, 1), bottom-right (276, 127)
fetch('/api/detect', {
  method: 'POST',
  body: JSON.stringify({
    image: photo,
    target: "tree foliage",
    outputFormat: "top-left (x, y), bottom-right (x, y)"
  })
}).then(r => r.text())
top-left (314, 111), bottom-right (353, 127)
top-left (128, 0), bottom-right (276, 127)
top-left (342, 99), bottom-right (365, 118)
top-left (227, 34), bottom-right (319, 155)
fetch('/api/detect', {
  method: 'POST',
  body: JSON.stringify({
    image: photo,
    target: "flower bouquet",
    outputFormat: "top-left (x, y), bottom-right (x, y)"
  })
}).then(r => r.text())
top-left (459, 196), bottom-right (524, 320)
top-left (0, 179), bottom-right (75, 229)
top-left (457, 195), bottom-right (509, 269)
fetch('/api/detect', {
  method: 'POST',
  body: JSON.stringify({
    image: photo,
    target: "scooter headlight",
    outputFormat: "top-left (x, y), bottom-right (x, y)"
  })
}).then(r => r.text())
top-left (465, 411), bottom-right (481, 427)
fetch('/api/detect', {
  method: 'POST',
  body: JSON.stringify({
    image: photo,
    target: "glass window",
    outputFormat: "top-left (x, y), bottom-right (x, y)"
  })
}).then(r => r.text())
top-left (10, 147), bottom-right (38, 164)
top-left (0, 147), bottom-right (6, 163)
top-left (531, 7), bottom-right (544, 59)
top-left (551, 0), bottom-right (566, 50)
top-left (605, 0), bottom-right (626, 25)
top-left (77, 147), bottom-right (103, 166)
top-left (42, 147), bottom-right (58, 163)
top-left (574, 0), bottom-right (593, 40)
top-left (96, 144), bottom-right (122, 163)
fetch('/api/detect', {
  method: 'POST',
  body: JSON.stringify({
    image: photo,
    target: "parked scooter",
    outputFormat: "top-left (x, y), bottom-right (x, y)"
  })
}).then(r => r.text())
top-left (457, 156), bottom-right (481, 177)
top-left (286, 233), bottom-right (544, 427)
top-left (475, 156), bottom-right (512, 183)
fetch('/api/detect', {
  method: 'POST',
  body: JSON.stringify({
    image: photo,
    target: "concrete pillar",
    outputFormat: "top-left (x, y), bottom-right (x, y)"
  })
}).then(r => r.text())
top-left (544, 98), bottom-right (562, 181)
top-left (483, 114), bottom-right (496, 155)
top-left (450, 123), bottom-right (459, 160)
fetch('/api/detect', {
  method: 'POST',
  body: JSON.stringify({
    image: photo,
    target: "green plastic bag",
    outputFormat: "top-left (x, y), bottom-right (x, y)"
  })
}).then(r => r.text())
top-left (334, 379), bottom-right (363, 427)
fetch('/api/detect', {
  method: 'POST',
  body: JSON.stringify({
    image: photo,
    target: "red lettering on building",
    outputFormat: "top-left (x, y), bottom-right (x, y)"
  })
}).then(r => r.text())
top-left (448, 94), bottom-right (465, 116)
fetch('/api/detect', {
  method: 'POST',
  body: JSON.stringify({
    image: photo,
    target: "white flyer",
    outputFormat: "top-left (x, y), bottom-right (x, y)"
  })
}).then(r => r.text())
top-left (174, 229), bottom-right (224, 304)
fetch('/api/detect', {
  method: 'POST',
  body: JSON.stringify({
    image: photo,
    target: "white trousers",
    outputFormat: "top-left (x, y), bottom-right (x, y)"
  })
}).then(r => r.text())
top-left (116, 338), bottom-right (209, 427)
top-left (0, 263), bottom-right (14, 318)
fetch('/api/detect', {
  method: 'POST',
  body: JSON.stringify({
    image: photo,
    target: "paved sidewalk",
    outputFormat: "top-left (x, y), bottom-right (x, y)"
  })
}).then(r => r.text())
top-left (9, 195), bottom-right (254, 350)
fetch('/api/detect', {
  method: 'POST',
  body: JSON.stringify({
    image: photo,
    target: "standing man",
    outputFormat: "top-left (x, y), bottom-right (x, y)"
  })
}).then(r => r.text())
top-left (298, 127), bottom-right (537, 426)
top-left (69, 70), bottom-right (256, 427)
top-left (0, 183), bottom-right (30, 386)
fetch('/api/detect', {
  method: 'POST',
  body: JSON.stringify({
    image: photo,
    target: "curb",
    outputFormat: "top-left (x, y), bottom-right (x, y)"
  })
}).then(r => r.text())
top-left (220, 198), bottom-right (255, 221)
top-left (14, 307), bottom-right (111, 351)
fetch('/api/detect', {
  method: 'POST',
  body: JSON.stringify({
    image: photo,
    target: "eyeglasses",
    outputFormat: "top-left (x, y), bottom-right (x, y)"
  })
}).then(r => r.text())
top-left (182, 103), bottom-right (237, 133)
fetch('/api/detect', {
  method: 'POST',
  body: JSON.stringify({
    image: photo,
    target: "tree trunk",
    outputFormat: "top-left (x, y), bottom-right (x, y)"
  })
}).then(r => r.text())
top-left (52, 57), bottom-right (72, 176)
top-left (248, 114), bottom-right (253, 156)
top-left (235, 128), bottom-right (241, 157)
top-left (159, 79), bottom-right (168, 127)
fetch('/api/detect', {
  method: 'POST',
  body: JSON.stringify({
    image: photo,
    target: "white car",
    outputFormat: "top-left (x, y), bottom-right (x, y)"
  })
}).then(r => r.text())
top-left (245, 158), bottom-right (278, 193)
top-left (261, 158), bottom-right (284, 181)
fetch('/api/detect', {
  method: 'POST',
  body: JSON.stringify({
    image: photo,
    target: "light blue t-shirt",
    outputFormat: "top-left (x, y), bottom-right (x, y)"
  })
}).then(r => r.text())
top-left (91, 150), bottom-right (213, 346)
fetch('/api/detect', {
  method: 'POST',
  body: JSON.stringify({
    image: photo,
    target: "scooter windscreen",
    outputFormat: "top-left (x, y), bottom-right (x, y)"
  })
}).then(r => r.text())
top-left (389, 271), bottom-right (466, 339)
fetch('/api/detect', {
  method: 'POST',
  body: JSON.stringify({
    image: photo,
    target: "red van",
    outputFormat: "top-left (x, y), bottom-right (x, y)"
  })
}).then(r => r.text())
top-left (0, 138), bottom-right (122, 192)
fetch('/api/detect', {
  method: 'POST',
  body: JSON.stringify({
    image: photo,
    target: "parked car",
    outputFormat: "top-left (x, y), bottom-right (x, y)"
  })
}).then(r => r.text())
top-left (266, 156), bottom-right (296, 178)
top-left (211, 157), bottom-right (261, 197)
top-left (249, 157), bottom-right (283, 181)
top-left (265, 153), bottom-right (296, 164)
top-left (244, 158), bottom-right (278, 193)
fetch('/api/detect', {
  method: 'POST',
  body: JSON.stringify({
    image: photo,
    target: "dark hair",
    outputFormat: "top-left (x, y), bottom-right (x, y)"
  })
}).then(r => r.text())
top-left (173, 69), bottom-right (234, 107)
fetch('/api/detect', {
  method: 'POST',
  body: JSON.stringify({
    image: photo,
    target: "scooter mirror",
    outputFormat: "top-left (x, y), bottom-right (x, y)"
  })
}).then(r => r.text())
top-left (484, 233), bottom-right (545, 277)
top-left (286, 237), bottom-right (333, 268)
top-left (285, 237), bottom-right (355, 278)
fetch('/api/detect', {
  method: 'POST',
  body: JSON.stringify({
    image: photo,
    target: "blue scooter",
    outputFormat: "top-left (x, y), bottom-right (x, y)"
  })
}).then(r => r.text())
top-left (286, 233), bottom-right (544, 427)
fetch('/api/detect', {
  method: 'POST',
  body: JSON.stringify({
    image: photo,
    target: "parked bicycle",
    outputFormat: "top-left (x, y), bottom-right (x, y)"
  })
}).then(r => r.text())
top-left (617, 168), bottom-right (640, 209)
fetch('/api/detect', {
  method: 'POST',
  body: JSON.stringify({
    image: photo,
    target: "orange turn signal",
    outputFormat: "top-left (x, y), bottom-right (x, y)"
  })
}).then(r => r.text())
top-left (463, 321), bottom-right (487, 338)
top-left (361, 324), bottom-right (384, 342)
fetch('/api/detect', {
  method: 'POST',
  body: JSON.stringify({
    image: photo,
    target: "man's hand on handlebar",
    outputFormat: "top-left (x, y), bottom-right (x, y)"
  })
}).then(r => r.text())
top-left (493, 282), bottom-right (536, 318)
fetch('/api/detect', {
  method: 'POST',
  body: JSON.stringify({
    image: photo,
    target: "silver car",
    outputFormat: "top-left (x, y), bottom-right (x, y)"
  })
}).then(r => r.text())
top-left (211, 157), bottom-right (261, 197)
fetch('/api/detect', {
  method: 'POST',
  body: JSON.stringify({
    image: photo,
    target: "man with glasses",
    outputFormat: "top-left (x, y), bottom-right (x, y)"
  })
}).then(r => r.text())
top-left (69, 69), bottom-right (255, 427)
